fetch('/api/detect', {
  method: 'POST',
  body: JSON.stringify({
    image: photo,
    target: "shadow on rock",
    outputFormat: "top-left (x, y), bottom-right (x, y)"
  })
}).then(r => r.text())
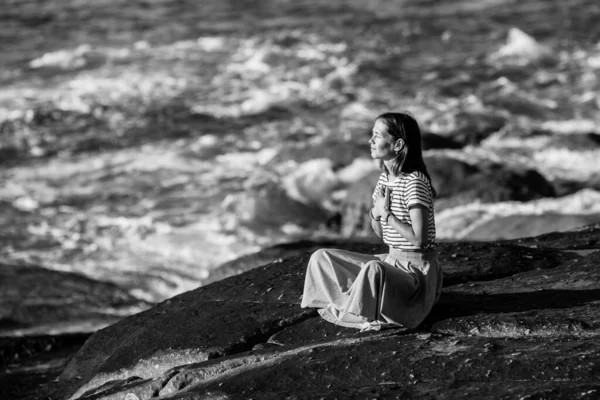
top-left (427, 288), bottom-right (600, 325)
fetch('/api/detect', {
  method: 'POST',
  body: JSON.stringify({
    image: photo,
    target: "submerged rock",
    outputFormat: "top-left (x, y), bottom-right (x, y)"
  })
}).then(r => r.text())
top-left (37, 224), bottom-right (600, 400)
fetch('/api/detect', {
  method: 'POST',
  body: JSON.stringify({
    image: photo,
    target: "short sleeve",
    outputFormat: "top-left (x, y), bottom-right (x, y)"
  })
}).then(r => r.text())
top-left (406, 172), bottom-right (432, 210)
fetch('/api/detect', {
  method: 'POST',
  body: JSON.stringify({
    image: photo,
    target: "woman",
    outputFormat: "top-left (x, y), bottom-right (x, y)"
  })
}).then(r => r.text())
top-left (301, 112), bottom-right (442, 331)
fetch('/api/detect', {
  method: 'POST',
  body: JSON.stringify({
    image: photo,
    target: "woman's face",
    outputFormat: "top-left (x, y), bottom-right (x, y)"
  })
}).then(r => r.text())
top-left (369, 119), bottom-right (397, 161)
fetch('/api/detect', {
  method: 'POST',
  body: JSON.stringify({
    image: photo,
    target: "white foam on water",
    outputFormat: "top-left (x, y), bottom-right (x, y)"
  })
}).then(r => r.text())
top-left (3, 29), bottom-right (600, 306)
top-left (282, 158), bottom-right (339, 204)
top-left (428, 141), bottom-right (600, 182)
top-left (336, 158), bottom-right (380, 184)
top-left (539, 119), bottom-right (599, 134)
top-left (29, 44), bottom-right (92, 69)
top-left (489, 27), bottom-right (553, 64)
top-left (532, 148), bottom-right (600, 180)
top-left (196, 36), bottom-right (226, 52)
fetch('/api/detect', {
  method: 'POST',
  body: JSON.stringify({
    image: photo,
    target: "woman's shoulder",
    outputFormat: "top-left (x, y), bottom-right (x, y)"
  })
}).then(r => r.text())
top-left (403, 170), bottom-right (428, 183)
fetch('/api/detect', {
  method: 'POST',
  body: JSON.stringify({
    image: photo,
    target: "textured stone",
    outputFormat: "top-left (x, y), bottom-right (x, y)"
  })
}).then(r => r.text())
top-left (37, 226), bottom-right (600, 400)
top-left (0, 263), bottom-right (150, 336)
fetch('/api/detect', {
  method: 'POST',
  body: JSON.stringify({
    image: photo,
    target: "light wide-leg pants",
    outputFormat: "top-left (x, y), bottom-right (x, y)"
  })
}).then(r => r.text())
top-left (301, 247), bottom-right (442, 330)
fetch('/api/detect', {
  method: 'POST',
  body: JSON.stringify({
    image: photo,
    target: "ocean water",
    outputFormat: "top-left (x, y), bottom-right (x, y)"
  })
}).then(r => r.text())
top-left (1, 0), bottom-right (600, 307)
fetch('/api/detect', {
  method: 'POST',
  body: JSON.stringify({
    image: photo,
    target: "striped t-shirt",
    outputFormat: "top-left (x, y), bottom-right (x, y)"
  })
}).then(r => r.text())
top-left (372, 170), bottom-right (436, 250)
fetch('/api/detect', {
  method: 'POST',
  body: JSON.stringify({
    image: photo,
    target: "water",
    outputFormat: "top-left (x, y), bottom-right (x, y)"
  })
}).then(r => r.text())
top-left (2, 0), bottom-right (600, 309)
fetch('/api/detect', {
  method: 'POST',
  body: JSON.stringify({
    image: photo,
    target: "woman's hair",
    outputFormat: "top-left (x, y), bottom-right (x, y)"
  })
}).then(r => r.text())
top-left (376, 112), bottom-right (437, 197)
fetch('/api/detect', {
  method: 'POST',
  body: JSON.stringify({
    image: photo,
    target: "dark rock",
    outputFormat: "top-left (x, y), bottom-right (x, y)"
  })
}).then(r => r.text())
top-left (437, 241), bottom-right (576, 286)
top-left (266, 314), bottom-right (396, 347)
top-left (0, 333), bottom-right (90, 368)
top-left (551, 175), bottom-right (600, 197)
top-left (426, 155), bottom-right (555, 203)
top-left (447, 249), bottom-right (600, 293)
top-left (182, 335), bottom-right (599, 399)
top-left (428, 250), bottom-right (600, 337)
top-left (426, 155), bottom-right (479, 199)
top-left (545, 132), bottom-right (600, 151)
top-left (207, 238), bottom-right (384, 285)
top-left (0, 263), bottom-right (151, 336)
top-left (0, 146), bottom-right (22, 166)
top-left (421, 131), bottom-right (464, 150)
top-left (337, 158), bottom-right (557, 237)
top-left (0, 333), bottom-right (90, 400)
top-left (505, 222), bottom-right (600, 250)
top-left (448, 111), bottom-right (507, 145)
top-left (39, 225), bottom-right (600, 400)
top-left (61, 334), bottom-right (600, 400)
top-left (459, 213), bottom-right (600, 241)
top-left (483, 92), bottom-right (555, 119)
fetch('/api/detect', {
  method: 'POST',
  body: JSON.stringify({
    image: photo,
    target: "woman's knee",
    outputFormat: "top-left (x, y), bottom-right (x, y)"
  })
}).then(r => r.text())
top-left (310, 248), bottom-right (331, 262)
top-left (363, 260), bottom-right (384, 275)
top-left (308, 248), bottom-right (335, 271)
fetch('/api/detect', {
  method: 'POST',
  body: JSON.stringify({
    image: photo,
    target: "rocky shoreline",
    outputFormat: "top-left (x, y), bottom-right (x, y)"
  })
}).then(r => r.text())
top-left (0, 333), bottom-right (90, 400)
top-left (7, 223), bottom-right (595, 399)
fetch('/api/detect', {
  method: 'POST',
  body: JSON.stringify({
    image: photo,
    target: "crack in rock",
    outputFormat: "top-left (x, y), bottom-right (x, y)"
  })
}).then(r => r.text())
top-left (80, 330), bottom-right (405, 399)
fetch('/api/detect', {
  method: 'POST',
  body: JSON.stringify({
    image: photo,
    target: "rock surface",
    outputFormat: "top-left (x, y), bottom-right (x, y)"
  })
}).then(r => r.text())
top-left (0, 263), bottom-right (151, 337)
top-left (36, 224), bottom-right (600, 400)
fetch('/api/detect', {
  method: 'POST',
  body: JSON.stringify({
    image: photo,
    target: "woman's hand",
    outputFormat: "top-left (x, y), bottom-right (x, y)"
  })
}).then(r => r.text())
top-left (372, 185), bottom-right (391, 219)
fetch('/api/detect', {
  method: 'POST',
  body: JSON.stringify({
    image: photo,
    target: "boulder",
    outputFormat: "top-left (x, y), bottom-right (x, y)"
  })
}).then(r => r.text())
top-left (426, 155), bottom-right (555, 205)
top-left (336, 156), bottom-right (557, 238)
top-left (421, 131), bottom-right (463, 150)
top-left (447, 111), bottom-right (507, 145)
top-left (0, 263), bottom-right (151, 337)
top-left (38, 224), bottom-right (600, 400)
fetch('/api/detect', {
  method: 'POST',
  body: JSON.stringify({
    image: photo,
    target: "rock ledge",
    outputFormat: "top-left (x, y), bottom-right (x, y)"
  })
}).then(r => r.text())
top-left (44, 224), bottom-right (600, 399)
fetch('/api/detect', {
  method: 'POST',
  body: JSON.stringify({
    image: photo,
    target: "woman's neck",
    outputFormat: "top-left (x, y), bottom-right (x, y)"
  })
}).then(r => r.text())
top-left (384, 160), bottom-right (397, 178)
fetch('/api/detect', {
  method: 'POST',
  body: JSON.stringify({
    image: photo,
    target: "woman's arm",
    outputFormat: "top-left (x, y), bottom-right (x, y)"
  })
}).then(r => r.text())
top-left (370, 179), bottom-right (387, 239)
top-left (369, 208), bottom-right (383, 238)
top-left (384, 205), bottom-right (429, 248)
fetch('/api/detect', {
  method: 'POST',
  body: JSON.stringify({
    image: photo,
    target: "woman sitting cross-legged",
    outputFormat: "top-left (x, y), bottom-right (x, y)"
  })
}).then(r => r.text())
top-left (301, 112), bottom-right (443, 331)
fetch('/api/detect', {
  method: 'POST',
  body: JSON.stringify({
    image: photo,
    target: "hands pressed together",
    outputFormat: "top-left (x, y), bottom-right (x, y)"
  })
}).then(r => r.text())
top-left (372, 184), bottom-right (392, 223)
